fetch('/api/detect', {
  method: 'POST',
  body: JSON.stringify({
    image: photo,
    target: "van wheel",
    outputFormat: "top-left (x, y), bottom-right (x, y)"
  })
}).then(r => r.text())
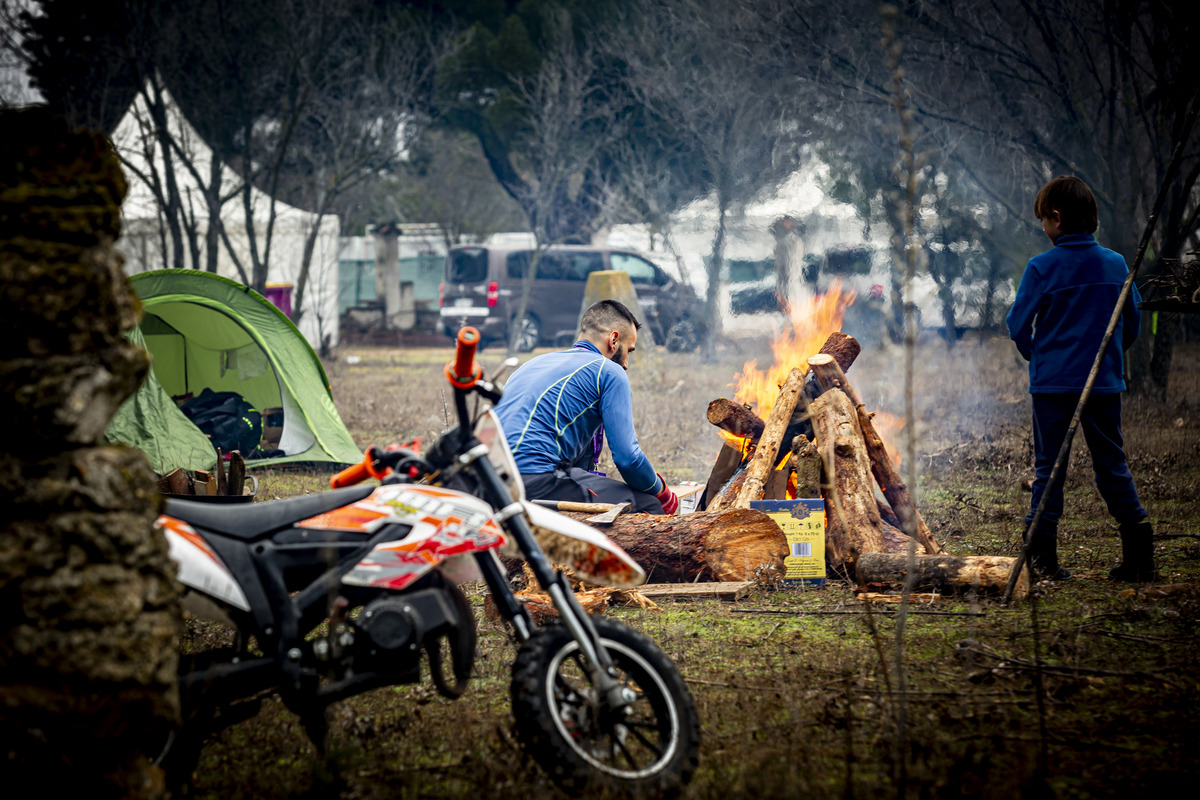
top-left (665, 319), bottom-right (700, 353)
top-left (514, 315), bottom-right (541, 353)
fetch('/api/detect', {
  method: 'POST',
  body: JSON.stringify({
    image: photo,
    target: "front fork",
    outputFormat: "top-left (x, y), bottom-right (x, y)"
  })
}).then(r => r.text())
top-left (468, 452), bottom-right (629, 709)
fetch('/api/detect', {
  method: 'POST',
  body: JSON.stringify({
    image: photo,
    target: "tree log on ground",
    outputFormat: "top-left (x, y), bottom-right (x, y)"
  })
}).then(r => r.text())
top-left (563, 509), bottom-right (787, 584)
top-left (856, 553), bottom-right (1028, 599)
top-left (807, 353), bottom-right (942, 554)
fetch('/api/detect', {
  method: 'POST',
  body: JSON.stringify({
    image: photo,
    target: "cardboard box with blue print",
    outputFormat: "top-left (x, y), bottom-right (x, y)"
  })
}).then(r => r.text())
top-left (750, 498), bottom-right (826, 586)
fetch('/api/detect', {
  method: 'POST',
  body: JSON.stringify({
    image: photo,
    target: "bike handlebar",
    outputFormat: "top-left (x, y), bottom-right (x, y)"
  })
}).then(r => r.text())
top-left (444, 326), bottom-right (482, 390)
top-left (330, 444), bottom-right (386, 488)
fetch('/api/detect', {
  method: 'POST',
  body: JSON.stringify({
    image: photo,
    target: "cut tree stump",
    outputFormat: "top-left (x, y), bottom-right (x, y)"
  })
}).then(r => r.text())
top-left (807, 353), bottom-right (942, 555)
top-left (562, 508), bottom-right (787, 584)
top-left (856, 552), bottom-right (1028, 599)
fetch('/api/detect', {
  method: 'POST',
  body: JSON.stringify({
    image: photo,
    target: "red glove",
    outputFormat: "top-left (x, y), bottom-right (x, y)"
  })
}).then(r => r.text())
top-left (654, 473), bottom-right (679, 515)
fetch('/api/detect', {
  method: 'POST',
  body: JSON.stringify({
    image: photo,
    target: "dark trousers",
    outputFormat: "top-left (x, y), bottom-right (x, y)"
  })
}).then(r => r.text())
top-left (1027, 393), bottom-right (1146, 526)
top-left (522, 467), bottom-right (665, 514)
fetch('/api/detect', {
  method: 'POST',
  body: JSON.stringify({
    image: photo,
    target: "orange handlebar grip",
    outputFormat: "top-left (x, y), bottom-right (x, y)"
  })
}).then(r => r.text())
top-left (446, 326), bottom-right (483, 389)
top-left (330, 460), bottom-right (370, 489)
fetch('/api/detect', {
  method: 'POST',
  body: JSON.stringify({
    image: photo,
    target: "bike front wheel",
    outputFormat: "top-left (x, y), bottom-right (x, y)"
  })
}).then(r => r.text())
top-left (510, 617), bottom-right (700, 797)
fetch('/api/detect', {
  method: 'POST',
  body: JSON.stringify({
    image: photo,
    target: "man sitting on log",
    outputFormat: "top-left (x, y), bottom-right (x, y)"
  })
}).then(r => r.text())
top-left (494, 300), bottom-right (679, 514)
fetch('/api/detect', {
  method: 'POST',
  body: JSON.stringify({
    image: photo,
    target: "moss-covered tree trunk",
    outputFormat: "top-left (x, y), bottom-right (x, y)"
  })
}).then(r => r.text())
top-left (0, 108), bottom-right (181, 797)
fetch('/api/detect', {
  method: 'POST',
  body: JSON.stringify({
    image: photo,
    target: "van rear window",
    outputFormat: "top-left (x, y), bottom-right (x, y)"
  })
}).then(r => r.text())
top-left (446, 248), bottom-right (488, 283)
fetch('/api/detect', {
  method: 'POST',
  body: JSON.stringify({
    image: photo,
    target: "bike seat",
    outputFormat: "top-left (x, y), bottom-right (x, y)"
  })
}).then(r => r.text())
top-left (163, 485), bottom-right (376, 540)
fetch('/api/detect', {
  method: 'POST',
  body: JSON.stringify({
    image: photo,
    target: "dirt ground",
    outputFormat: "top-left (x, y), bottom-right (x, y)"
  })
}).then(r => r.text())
top-left (185, 332), bottom-right (1200, 799)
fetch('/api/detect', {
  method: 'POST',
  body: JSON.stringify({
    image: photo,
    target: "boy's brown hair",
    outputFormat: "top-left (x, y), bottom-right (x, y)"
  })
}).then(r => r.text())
top-left (1034, 176), bottom-right (1099, 234)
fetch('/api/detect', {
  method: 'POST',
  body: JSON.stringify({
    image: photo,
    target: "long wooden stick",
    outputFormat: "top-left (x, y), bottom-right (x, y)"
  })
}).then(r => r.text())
top-left (732, 367), bottom-right (806, 507)
top-left (807, 353), bottom-right (941, 555)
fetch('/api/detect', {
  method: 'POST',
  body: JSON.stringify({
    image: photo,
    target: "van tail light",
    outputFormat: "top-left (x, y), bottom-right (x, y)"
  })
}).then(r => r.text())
top-left (487, 281), bottom-right (499, 307)
top-left (438, 283), bottom-right (444, 307)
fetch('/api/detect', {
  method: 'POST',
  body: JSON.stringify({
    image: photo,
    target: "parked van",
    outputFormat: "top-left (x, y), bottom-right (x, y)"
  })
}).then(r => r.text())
top-left (439, 244), bottom-right (707, 352)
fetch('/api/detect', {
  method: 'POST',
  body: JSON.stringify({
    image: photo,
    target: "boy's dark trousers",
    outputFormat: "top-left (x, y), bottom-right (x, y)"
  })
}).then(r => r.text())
top-left (1025, 392), bottom-right (1151, 578)
top-left (1026, 393), bottom-right (1146, 527)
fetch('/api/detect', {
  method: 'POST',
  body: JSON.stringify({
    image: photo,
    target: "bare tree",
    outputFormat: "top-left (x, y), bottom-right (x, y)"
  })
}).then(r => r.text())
top-left (618, 0), bottom-right (802, 344)
top-left (491, 7), bottom-right (625, 355)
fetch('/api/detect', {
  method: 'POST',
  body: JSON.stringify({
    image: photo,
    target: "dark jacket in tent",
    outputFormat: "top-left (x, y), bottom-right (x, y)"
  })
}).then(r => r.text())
top-left (106, 270), bottom-right (362, 472)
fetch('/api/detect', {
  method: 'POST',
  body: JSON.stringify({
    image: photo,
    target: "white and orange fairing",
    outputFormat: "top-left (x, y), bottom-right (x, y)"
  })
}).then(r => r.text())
top-left (160, 481), bottom-right (646, 607)
top-left (296, 484), bottom-right (505, 590)
top-left (157, 515), bottom-right (251, 611)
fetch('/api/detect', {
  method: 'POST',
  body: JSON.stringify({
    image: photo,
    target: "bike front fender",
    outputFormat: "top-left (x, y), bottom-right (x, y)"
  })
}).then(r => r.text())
top-left (503, 501), bottom-right (646, 589)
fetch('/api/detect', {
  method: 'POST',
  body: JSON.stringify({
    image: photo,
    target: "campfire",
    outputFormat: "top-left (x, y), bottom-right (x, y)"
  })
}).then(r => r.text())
top-left (694, 286), bottom-right (1026, 598)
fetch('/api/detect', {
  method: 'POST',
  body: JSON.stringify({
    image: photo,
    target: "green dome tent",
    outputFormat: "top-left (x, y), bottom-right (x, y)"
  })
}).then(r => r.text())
top-left (107, 270), bottom-right (362, 473)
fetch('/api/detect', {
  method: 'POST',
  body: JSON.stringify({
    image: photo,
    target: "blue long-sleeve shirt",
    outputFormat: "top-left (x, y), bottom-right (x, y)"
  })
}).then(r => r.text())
top-left (493, 341), bottom-right (661, 494)
top-left (1006, 232), bottom-right (1140, 394)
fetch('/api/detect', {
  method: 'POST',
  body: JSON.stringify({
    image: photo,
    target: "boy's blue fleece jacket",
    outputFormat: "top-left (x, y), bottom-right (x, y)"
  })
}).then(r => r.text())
top-left (1006, 232), bottom-right (1141, 394)
top-left (493, 341), bottom-right (660, 493)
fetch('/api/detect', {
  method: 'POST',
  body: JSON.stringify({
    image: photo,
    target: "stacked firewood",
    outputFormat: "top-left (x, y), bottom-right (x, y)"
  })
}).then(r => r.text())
top-left (703, 332), bottom-right (1025, 598)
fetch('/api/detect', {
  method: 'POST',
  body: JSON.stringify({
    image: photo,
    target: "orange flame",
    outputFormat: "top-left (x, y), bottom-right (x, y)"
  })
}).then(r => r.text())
top-left (729, 280), bottom-right (856, 417)
top-left (719, 280), bottom-right (904, 476)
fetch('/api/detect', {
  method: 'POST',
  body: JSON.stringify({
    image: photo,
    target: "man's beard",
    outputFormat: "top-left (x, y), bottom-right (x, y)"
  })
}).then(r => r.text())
top-left (609, 343), bottom-right (628, 367)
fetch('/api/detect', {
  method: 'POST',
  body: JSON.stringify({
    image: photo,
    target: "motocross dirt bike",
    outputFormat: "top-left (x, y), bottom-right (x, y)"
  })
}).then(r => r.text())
top-left (154, 326), bottom-right (700, 797)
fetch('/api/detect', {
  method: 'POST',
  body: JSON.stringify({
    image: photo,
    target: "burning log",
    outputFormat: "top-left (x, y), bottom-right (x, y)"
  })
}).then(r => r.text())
top-left (856, 553), bottom-right (1028, 599)
top-left (806, 353), bottom-right (941, 554)
top-left (707, 398), bottom-right (765, 440)
top-left (816, 331), bottom-right (861, 373)
top-left (562, 508), bottom-right (787, 584)
top-left (810, 387), bottom-right (897, 574)
top-left (706, 332), bottom-right (861, 441)
top-left (732, 367), bottom-right (807, 508)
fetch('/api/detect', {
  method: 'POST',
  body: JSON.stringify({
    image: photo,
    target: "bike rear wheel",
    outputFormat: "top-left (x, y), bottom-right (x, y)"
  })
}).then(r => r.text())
top-left (510, 617), bottom-right (699, 797)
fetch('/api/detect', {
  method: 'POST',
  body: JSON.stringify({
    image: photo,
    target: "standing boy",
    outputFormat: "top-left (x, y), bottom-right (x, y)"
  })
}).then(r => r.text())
top-left (1006, 176), bottom-right (1156, 581)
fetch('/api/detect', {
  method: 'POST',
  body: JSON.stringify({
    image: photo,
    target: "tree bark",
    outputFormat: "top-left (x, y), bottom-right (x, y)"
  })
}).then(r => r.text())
top-left (0, 108), bottom-right (181, 796)
top-left (563, 509), bottom-right (787, 584)
top-left (789, 434), bottom-right (822, 498)
top-left (856, 553), bottom-right (1028, 599)
top-left (809, 387), bottom-right (895, 575)
top-left (807, 353), bottom-right (942, 554)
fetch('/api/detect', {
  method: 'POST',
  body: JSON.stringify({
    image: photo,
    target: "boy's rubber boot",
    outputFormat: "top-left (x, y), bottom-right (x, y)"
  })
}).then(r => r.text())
top-left (1027, 523), bottom-right (1072, 580)
top-left (1109, 521), bottom-right (1157, 582)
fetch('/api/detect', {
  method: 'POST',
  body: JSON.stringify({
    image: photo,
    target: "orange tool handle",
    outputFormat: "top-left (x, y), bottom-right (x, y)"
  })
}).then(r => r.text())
top-left (445, 326), bottom-right (483, 389)
top-left (330, 445), bottom-right (387, 488)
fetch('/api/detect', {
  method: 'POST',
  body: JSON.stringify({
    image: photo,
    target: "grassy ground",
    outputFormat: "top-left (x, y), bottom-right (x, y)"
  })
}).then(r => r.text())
top-left (186, 333), bottom-right (1200, 799)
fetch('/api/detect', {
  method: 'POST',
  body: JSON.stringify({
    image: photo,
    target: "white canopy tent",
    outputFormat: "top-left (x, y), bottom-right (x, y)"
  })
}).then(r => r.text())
top-left (112, 86), bottom-right (342, 349)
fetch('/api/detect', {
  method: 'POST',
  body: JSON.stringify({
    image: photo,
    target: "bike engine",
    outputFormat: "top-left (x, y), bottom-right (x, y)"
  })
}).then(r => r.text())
top-left (355, 597), bottom-right (422, 665)
top-left (349, 589), bottom-right (463, 675)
